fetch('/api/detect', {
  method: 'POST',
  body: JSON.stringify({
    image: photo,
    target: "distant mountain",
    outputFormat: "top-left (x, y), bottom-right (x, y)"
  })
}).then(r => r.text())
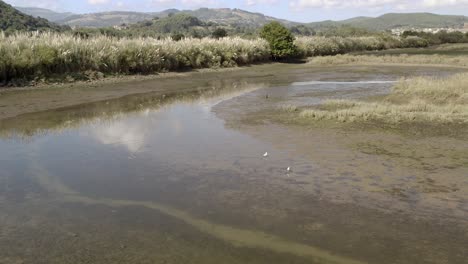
top-left (180, 8), bottom-right (297, 27)
top-left (18, 6), bottom-right (296, 28)
top-left (308, 13), bottom-right (468, 31)
top-left (341, 16), bottom-right (373, 24)
top-left (16, 6), bottom-right (74, 21)
top-left (352, 13), bottom-right (468, 30)
top-left (0, 1), bottom-right (66, 32)
top-left (15, 5), bottom-right (468, 32)
top-left (55, 11), bottom-right (159, 28)
top-left (127, 13), bottom-right (215, 37)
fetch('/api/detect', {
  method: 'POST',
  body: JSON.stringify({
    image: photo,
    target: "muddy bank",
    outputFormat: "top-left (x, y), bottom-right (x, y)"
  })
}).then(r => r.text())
top-left (1, 63), bottom-right (465, 120)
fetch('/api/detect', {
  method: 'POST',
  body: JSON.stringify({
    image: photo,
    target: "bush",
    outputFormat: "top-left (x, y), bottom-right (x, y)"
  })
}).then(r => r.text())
top-left (212, 28), bottom-right (227, 39)
top-left (402, 36), bottom-right (429, 48)
top-left (402, 30), bottom-right (468, 45)
top-left (171, 33), bottom-right (185, 41)
top-left (260, 22), bottom-right (297, 60)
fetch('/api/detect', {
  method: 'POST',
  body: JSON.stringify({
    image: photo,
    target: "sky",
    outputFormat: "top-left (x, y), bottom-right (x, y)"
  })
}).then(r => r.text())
top-left (5, 0), bottom-right (468, 22)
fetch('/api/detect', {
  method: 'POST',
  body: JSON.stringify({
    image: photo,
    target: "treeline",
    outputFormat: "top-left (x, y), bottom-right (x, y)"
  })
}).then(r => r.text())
top-left (71, 13), bottom-right (256, 40)
top-left (402, 30), bottom-right (468, 45)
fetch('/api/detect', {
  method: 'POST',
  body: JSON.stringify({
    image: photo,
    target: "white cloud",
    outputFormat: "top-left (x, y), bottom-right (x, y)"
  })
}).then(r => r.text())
top-left (148, 0), bottom-right (219, 7)
top-left (88, 0), bottom-right (111, 4)
top-left (290, 0), bottom-right (402, 9)
top-left (92, 118), bottom-right (149, 153)
top-left (423, 0), bottom-right (468, 7)
top-left (181, 0), bottom-right (218, 6)
top-left (4, 0), bottom-right (61, 10)
top-left (246, 0), bottom-right (278, 6)
top-left (149, 0), bottom-right (177, 5)
top-left (289, 0), bottom-right (468, 10)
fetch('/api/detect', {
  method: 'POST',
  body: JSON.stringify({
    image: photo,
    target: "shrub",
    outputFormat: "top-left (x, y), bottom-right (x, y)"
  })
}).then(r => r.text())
top-left (260, 22), bottom-right (297, 60)
top-left (402, 36), bottom-right (429, 48)
top-left (171, 33), bottom-right (185, 41)
top-left (212, 28), bottom-right (228, 39)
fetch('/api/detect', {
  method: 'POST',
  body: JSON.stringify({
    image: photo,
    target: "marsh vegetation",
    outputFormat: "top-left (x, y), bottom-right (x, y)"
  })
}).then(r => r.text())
top-left (290, 73), bottom-right (468, 125)
top-left (0, 32), bottom-right (270, 84)
top-left (309, 53), bottom-right (468, 67)
top-left (0, 29), bottom-right (432, 85)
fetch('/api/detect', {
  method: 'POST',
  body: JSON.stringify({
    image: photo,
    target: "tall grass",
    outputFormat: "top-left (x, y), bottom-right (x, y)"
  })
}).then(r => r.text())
top-left (0, 32), bottom-right (431, 84)
top-left (295, 36), bottom-right (428, 57)
top-left (0, 32), bottom-right (270, 83)
top-left (309, 54), bottom-right (468, 67)
top-left (290, 73), bottom-right (468, 124)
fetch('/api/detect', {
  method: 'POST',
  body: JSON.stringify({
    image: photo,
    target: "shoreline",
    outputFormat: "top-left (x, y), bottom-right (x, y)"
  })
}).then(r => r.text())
top-left (1, 62), bottom-right (466, 121)
top-left (0, 62), bottom-right (286, 120)
top-left (0, 62), bottom-right (276, 92)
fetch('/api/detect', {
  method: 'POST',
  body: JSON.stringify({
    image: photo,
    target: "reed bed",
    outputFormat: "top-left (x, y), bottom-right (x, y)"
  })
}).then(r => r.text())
top-left (0, 32), bottom-right (432, 84)
top-left (289, 73), bottom-right (468, 124)
top-left (0, 32), bottom-right (271, 83)
top-left (295, 36), bottom-right (428, 57)
top-left (433, 43), bottom-right (468, 51)
top-left (308, 54), bottom-right (468, 67)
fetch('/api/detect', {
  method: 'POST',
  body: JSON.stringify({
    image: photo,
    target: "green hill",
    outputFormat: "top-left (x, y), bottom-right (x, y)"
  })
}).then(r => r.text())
top-left (351, 13), bottom-right (468, 30)
top-left (128, 13), bottom-right (208, 36)
top-left (55, 11), bottom-right (156, 28)
top-left (16, 6), bottom-right (74, 21)
top-left (181, 8), bottom-right (296, 27)
top-left (341, 16), bottom-right (373, 23)
top-left (0, 0), bottom-right (66, 32)
top-left (19, 7), bottom-right (296, 29)
top-left (12, 4), bottom-right (468, 33)
top-left (308, 13), bottom-right (468, 31)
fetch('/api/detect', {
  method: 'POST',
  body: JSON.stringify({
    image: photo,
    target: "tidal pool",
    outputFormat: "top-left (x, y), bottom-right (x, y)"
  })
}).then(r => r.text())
top-left (0, 65), bottom-right (467, 264)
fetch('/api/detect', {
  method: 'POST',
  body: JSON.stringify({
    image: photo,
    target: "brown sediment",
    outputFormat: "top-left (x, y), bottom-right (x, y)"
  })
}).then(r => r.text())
top-left (28, 159), bottom-right (365, 264)
top-left (1, 63), bottom-right (465, 120)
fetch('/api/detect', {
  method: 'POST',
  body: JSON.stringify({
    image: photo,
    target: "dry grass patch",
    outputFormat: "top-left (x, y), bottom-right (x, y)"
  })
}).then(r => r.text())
top-left (308, 54), bottom-right (468, 67)
top-left (287, 73), bottom-right (468, 125)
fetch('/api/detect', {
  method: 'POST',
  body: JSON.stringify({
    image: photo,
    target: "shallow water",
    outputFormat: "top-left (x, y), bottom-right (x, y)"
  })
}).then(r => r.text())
top-left (1, 65), bottom-right (467, 264)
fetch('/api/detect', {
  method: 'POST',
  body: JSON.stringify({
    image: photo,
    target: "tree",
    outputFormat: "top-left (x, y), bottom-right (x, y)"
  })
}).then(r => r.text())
top-left (259, 22), bottom-right (297, 60)
top-left (212, 28), bottom-right (228, 39)
top-left (171, 33), bottom-right (185, 41)
top-left (437, 31), bottom-right (465, 43)
top-left (290, 25), bottom-right (315, 36)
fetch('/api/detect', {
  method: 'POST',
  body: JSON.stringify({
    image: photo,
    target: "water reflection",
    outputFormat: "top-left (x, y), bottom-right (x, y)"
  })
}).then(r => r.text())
top-left (1, 66), bottom-right (468, 264)
top-left (0, 80), bottom-right (265, 139)
top-left (92, 119), bottom-right (149, 154)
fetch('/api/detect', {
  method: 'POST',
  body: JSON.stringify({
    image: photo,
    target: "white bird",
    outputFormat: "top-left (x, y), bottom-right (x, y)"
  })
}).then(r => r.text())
top-left (263, 152), bottom-right (268, 157)
top-left (287, 167), bottom-right (292, 172)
